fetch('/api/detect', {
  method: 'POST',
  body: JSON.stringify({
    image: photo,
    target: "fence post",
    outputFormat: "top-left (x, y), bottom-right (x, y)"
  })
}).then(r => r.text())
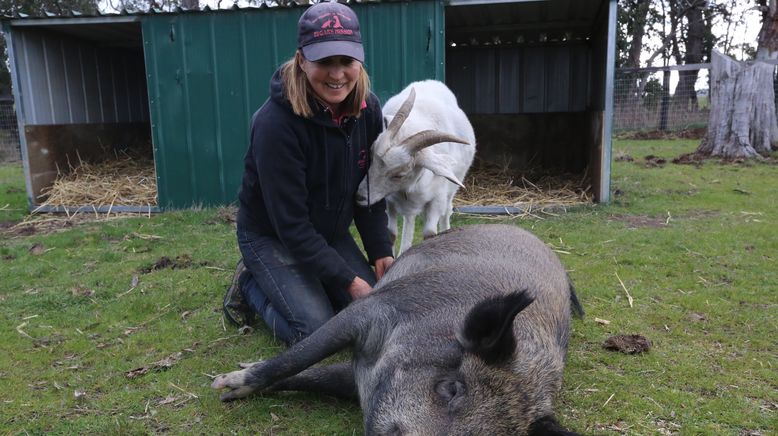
top-left (658, 70), bottom-right (670, 131)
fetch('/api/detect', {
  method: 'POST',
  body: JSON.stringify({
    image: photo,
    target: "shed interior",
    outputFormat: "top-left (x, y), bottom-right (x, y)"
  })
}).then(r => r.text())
top-left (445, 0), bottom-right (611, 202)
top-left (10, 20), bottom-right (154, 211)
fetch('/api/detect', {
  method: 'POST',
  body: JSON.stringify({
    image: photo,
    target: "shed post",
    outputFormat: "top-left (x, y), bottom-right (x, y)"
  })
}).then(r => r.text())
top-left (2, 21), bottom-right (34, 210)
top-left (599, 0), bottom-right (617, 203)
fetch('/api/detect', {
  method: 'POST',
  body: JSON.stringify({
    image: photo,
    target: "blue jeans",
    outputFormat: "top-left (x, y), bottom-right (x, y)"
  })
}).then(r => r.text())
top-left (237, 227), bottom-right (376, 346)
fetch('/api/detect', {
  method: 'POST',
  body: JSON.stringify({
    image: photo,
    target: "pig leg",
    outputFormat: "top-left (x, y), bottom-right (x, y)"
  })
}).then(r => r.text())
top-left (268, 362), bottom-right (357, 401)
top-left (211, 308), bottom-right (363, 401)
top-left (234, 361), bottom-right (357, 400)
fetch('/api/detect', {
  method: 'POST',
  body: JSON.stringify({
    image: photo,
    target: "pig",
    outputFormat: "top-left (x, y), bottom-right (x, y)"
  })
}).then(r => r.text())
top-left (211, 224), bottom-right (583, 435)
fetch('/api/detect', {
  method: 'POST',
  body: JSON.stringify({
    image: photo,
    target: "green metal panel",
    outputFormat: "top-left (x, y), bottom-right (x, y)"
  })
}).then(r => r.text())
top-left (360, 0), bottom-right (445, 103)
top-left (142, 0), bottom-right (444, 209)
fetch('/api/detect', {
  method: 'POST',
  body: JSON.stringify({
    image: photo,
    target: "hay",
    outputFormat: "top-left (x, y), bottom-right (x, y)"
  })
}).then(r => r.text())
top-left (453, 163), bottom-right (592, 209)
top-left (37, 152), bottom-right (157, 210)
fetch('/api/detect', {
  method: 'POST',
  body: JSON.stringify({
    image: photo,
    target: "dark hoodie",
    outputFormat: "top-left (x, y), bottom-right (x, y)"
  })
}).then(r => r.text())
top-left (237, 68), bottom-right (393, 291)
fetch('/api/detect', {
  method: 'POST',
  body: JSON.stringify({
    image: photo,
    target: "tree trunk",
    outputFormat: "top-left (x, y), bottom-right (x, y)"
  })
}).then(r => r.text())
top-left (756, 0), bottom-right (778, 60)
top-left (696, 50), bottom-right (778, 158)
top-left (674, 3), bottom-right (705, 111)
top-left (627, 0), bottom-right (651, 69)
top-left (619, 0), bottom-right (652, 128)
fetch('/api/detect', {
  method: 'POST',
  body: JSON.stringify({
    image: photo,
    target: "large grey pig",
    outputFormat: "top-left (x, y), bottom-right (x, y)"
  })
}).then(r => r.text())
top-left (211, 224), bottom-right (583, 435)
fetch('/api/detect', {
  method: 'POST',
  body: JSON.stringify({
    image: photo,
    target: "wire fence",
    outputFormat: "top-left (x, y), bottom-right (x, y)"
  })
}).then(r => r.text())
top-left (0, 98), bottom-right (21, 163)
top-left (614, 64), bottom-right (778, 134)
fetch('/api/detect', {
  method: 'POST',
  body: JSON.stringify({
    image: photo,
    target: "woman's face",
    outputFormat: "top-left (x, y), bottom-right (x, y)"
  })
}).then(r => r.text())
top-left (299, 55), bottom-right (361, 111)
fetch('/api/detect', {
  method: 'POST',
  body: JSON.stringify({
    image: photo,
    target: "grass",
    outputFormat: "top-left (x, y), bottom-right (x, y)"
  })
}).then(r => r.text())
top-left (1, 139), bottom-right (776, 435)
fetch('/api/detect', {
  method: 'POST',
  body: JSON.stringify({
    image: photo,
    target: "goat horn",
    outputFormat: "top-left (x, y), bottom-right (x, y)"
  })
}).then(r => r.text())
top-left (402, 129), bottom-right (470, 154)
top-left (387, 87), bottom-right (416, 139)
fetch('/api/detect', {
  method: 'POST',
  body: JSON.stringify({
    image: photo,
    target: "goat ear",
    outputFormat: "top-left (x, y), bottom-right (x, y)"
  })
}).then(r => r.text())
top-left (457, 290), bottom-right (534, 365)
top-left (528, 415), bottom-right (582, 436)
top-left (417, 152), bottom-right (465, 188)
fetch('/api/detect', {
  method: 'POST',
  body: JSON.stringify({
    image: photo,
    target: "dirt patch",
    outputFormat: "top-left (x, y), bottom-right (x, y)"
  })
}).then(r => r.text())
top-left (0, 214), bottom-right (144, 238)
top-left (29, 243), bottom-right (45, 255)
top-left (1, 217), bottom-right (77, 238)
top-left (5, 187), bottom-right (23, 194)
top-left (672, 152), bottom-right (706, 166)
top-left (608, 214), bottom-right (668, 228)
top-left (126, 351), bottom-right (184, 379)
top-left (140, 254), bottom-right (210, 273)
top-left (32, 334), bottom-right (66, 349)
top-left (644, 155), bottom-right (667, 168)
top-left (603, 334), bottom-right (652, 354)
top-left (674, 152), bottom-right (778, 166)
top-left (205, 205), bottom-right (237, 225)
top-left (614, 154), bottom-right (634, 162)
top-left (616, 127), bottom-right (706, 140)
top-left (0, 220), bottom-right (19, 231)
top-left (687, 312), bottom-right (707, 322)
top-left (71, 286), bottom-right (95, 298)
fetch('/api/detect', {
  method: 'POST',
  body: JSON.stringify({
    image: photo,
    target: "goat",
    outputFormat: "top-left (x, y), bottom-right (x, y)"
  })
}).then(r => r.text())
top-left (356, 80), bottom-right (476, 255)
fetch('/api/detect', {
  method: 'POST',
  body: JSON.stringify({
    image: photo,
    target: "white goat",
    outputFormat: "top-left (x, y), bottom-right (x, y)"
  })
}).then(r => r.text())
top-left (356, 80), bottom-right (476, 255)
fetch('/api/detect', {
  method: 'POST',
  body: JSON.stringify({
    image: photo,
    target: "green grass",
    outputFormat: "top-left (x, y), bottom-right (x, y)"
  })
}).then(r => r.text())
top-left (0, 164), bottom-right (27, 224)
top-left (1, 139), bottom-right (776, 435)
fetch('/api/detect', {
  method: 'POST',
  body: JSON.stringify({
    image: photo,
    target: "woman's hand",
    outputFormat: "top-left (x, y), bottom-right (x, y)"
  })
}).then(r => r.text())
top-left (374, 256), bottom-right (394, 281)
top-left (347, 276), bottom-right (373, 300)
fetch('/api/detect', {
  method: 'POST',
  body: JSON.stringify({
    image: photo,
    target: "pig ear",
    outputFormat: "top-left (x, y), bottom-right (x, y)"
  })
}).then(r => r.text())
top-left (528, 415), bottom-right (581, 436)
top-left (457, 289), bottom-right (534, 365)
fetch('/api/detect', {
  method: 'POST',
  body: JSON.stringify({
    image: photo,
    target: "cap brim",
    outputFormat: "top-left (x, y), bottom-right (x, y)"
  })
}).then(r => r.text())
top-left (302, 40), bottom-right (364, 63)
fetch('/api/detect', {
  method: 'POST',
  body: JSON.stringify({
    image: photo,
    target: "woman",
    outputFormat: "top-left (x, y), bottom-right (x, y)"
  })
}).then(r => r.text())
top-left (223, 2), bottom-right (394, 346)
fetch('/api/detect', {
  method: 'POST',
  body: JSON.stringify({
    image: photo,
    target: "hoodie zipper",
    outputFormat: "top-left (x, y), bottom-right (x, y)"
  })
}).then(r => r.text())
top-left (332, 124), bottom-right (352, 235)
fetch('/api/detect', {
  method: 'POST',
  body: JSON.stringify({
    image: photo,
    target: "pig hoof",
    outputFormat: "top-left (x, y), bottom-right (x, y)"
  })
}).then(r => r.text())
top-left (219, 385), bottom-right (256, 402)
top-left (211, 368), bottom-right (256, 401)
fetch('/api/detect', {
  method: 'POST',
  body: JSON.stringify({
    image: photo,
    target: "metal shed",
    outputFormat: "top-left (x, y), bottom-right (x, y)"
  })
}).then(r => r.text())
top-left (2, 0), bottom-right (615, 212)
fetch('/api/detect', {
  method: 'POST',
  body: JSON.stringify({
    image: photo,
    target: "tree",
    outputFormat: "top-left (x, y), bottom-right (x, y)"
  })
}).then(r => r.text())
top-left (756, 0), bottom-right (778, 60)
top-left (695, 51), bottom-right (777, 158)
top-left (670, 0), bottom-right (707, 112)
top-left (0, 0), bottom-right (97, 16)
top-left (695, 0), bottom-right (778, 159)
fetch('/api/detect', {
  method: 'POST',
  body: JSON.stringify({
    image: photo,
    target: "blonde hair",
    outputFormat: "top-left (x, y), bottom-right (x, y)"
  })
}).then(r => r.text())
top-left (280, 50), bottom-right (371, 119)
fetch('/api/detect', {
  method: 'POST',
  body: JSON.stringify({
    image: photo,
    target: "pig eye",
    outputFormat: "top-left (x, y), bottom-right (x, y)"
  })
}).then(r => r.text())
top-left (435, 378), bottom-right (466, 404)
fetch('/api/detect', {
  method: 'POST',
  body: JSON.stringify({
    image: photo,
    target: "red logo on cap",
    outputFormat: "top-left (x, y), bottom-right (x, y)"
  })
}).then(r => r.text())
top-left (312, 12), bottom-right (354, 38)
top-left (321, 14), bottom-right (343, 29)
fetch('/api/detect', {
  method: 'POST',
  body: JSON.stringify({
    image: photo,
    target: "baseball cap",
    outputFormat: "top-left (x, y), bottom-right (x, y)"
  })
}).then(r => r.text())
top-left (297, 1), bottom-right (364, 63)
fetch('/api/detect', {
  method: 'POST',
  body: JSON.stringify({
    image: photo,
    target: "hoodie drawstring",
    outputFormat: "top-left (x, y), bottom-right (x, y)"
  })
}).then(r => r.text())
top-left (363, 119), bottom-right (371, 212)
top-left (323, 125), bottom-right (330, 209)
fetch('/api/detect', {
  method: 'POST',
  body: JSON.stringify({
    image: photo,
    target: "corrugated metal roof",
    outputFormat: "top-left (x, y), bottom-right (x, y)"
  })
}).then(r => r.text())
top-left (1, 0), bottom-right (407, 21)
